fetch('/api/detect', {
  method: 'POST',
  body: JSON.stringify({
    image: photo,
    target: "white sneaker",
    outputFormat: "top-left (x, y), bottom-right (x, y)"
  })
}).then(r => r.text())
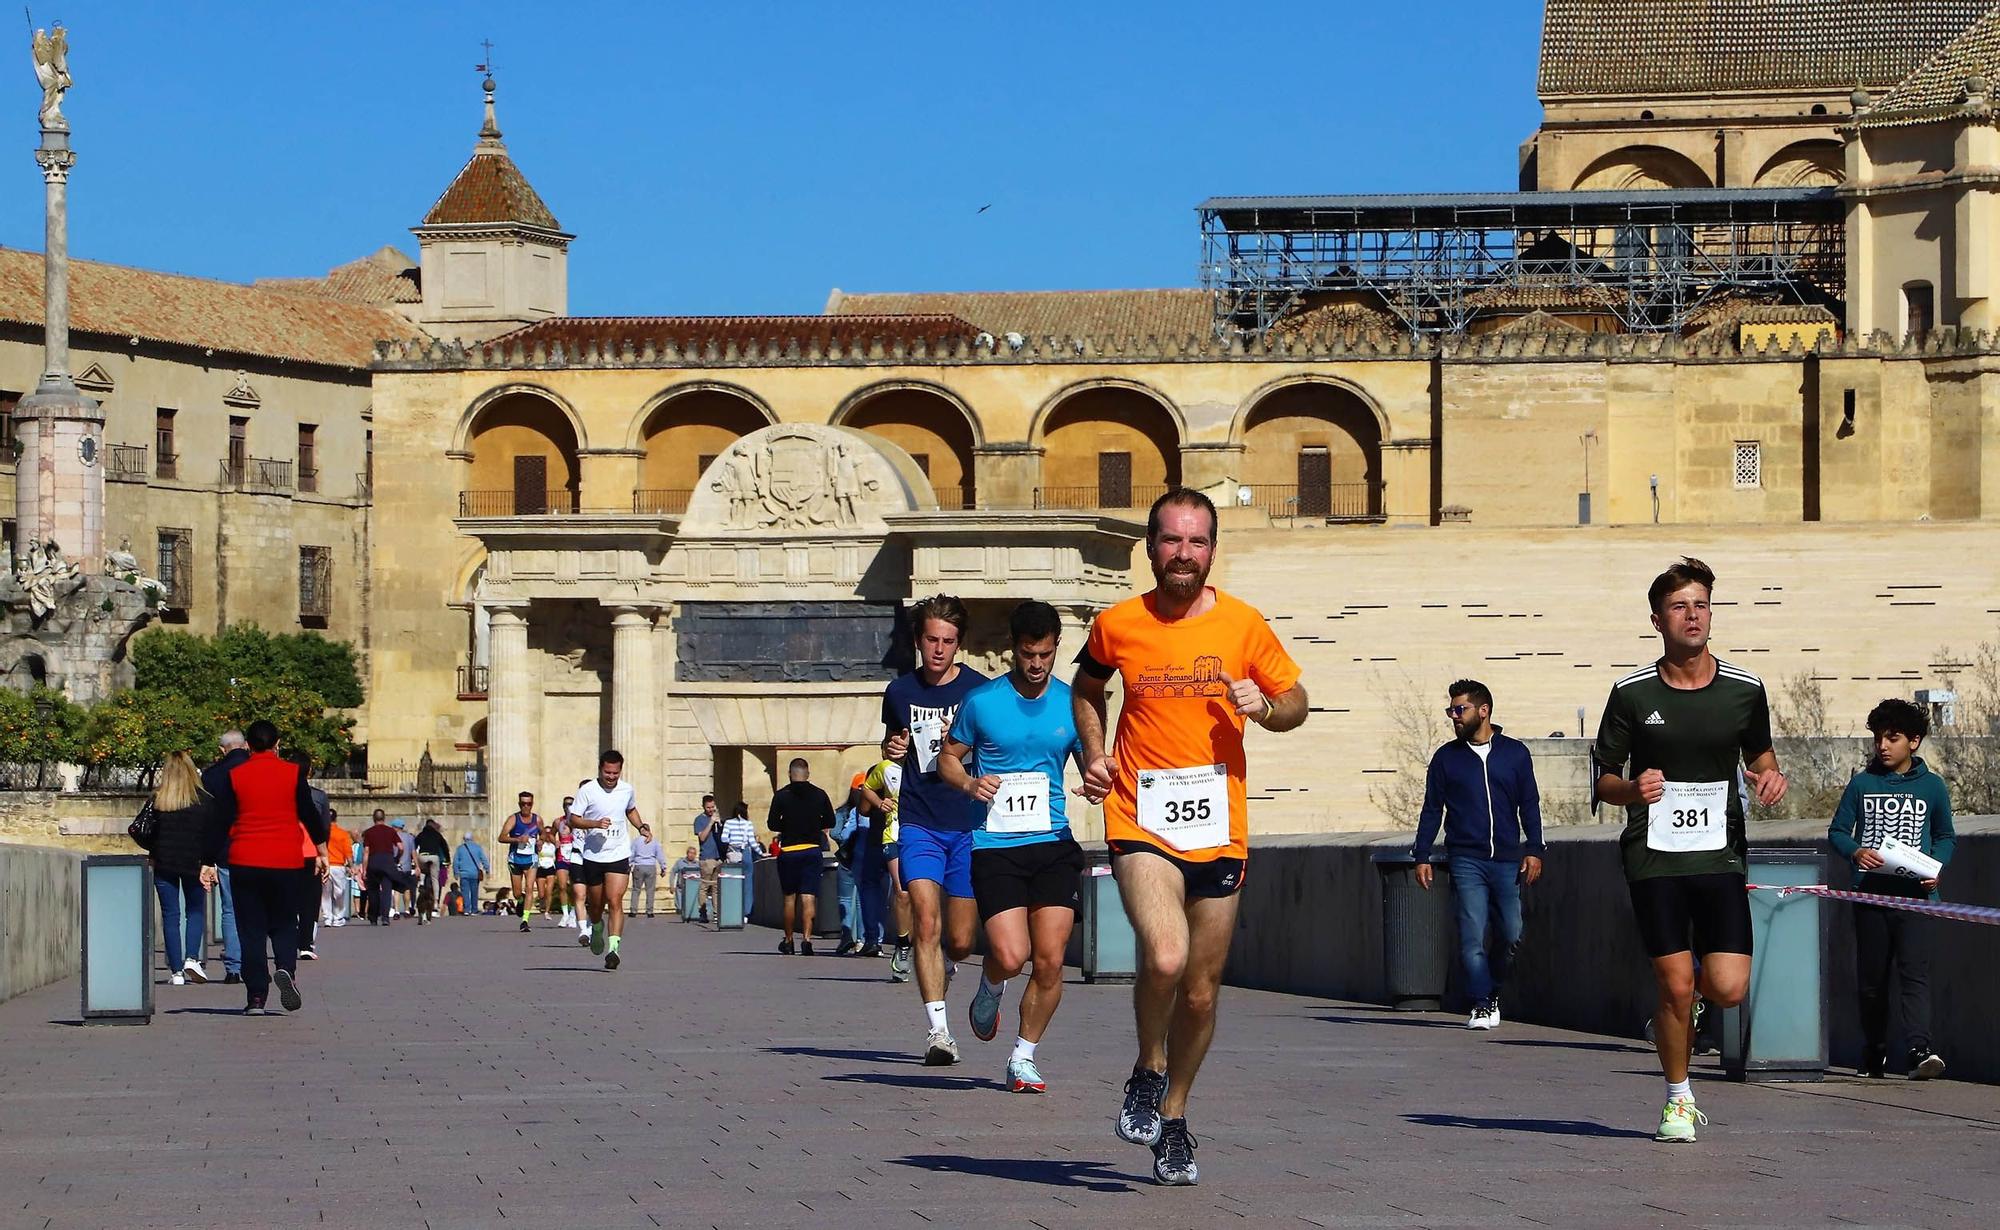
top-left (182, 959), bottom-right (208, 984)
top-left (1466, 999), bottom-right (1499, 1030)
top-left (923, 1028), bottom-right (961, 1066)
top-left (168, 972), bottom-right (185, 986)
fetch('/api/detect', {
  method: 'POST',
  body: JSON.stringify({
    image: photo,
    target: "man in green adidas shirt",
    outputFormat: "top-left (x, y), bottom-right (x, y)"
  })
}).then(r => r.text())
top-left (1593, 557), bottom-right (1787, 1144)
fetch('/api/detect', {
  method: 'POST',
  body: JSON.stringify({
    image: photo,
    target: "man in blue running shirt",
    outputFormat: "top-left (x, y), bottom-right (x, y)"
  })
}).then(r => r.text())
top-left (880, 594), bottom-right (987, 1065)
top-left (940, 600), bottom-right (1085, 1094)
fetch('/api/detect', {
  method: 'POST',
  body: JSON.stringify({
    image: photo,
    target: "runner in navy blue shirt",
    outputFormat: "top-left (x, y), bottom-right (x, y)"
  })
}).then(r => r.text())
top-left (880, 594), bottom-right (987, 1066)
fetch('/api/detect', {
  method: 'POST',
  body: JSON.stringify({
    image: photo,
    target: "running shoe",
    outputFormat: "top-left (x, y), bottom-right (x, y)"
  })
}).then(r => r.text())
top-left (590, 922), bottom-right (606, 956)
top-left (577, 929), bottom-right (592, 947)
top-left (1654, 1096), bottom-right (1706, 1144)
top-left (182, 960), bottom-right (208, 984)
top-left (605, 948), bottom-right (621, 971)
top-left (860, 942), bottom-right (881, 958)
top-left (1006, 1056), bottom-right (1046, 1093)
top-left (969, 979), bottom-right (1003, 1042)
top-left (1466, 999), bottom-right (1496, 1030)
top-left (273, 968), bottom-right (303, 1013)
top-left (1150, 1118), bottom-right (1199, 1185)
top-left (168, 972), bottom-right (185, 986)
top-left (835, 938), bottom-right (856, 957)
top-left (777, 938), bottom-right (795, 955)
top-left (1911, 1049), bottom-right (1946, 1080)
top-left (889, 943), bottom-right (912, 982)
top-left (243, 995), bottom-right (267, 1016)
top-left (298, 948), bottom-right (318, 961)
top-left (801, 940), bottom-right (816, 957)
top-left (519, 917), bottom-right (531, 933)
top-left (923, 1028), bottom-right (961, 1066)
top-left (1117, 1067), bottom-right (1169, 1145)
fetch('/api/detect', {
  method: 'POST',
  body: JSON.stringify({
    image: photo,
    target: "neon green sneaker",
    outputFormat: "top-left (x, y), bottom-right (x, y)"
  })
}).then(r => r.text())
top-left (1654, 1096), bottom-right (1707, 1144)
top-left (590, 921), bottom-right (606, 955)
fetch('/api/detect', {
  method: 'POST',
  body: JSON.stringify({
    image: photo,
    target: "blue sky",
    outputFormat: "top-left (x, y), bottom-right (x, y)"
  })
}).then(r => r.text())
top-left (4, 1), bottom-right (1544, 315)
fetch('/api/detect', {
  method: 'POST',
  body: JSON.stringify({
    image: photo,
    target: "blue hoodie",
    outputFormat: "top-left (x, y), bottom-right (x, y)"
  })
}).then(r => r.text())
top-left (1412, 731), bottom-right (1544, 863)
top-left (1828, 756), bottom-right (1955, 900)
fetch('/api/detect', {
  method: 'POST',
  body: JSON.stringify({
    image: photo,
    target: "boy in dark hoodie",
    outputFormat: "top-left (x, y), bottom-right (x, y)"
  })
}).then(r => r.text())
top-left (1828, 698), bottom-right (1955, 1080)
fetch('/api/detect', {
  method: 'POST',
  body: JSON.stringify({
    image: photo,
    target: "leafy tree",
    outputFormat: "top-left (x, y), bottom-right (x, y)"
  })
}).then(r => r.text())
top-left (217, 679), bottom-right (355, 769)
top-left (0, 686), bottom-right (88, 764)
top-left (131, 624), bottom-right (363, 709)
top-left (78, 690), bottom-right (220, 770)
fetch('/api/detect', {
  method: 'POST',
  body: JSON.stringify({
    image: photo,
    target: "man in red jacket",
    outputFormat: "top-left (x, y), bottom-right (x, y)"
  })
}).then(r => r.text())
top-left (201, 720), bottom-right (329, 1015)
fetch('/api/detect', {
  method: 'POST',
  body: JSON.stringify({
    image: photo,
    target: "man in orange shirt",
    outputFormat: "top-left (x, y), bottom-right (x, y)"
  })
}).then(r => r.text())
top-left (322, 815), bottom-right (354, 929)
top-left (1072, 488), bottom-right (1307, 1186)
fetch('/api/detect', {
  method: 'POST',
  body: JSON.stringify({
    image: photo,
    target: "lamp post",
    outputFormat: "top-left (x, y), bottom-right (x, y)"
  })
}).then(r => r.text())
top-left (1577, 430), bottom-right (1597, 525)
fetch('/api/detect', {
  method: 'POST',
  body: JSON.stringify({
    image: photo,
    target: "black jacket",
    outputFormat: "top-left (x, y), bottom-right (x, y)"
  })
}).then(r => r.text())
top-left (197, 748), bottom-right (251, 864)
top-left (415, 826), bottom-right (450, 860)
top-left (139, 789), bottom-right (215, 878)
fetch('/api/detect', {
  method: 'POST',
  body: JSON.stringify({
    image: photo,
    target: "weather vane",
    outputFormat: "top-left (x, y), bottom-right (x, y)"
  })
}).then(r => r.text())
top-left (476, 37), bottom-right (495, 78)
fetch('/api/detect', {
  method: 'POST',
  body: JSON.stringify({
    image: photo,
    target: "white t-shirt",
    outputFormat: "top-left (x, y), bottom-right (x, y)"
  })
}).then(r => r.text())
top-left (1470, 740), bottom-right (1493, 762)
top-left (574, 779), bottom-right (636, 862)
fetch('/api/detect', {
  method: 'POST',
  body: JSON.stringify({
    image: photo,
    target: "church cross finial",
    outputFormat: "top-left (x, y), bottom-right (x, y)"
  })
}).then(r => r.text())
top-left (475, 39), bottom-right (503, 147)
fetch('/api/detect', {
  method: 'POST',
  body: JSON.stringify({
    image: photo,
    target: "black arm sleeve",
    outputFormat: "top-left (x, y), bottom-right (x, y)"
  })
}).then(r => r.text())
top-left (294, 765), bottom-right (331, 845)
top-left (202, 767), bottom-right (237, 866)
top-left (1073, 643), bottom-right (1113, 680)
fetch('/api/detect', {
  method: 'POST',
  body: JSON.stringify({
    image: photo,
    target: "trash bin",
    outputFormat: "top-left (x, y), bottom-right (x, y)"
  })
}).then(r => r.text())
top-left (82, 854), bottom-right (153, 1024)
top-left (814, 853), bottom-right (843, 938)
top-left (1080, 864), bottom-right (1136, 983)
top-left (1720, 847), bottom-right (1827, 1082)
top-left (1373, 849), bottom-right (1453, 1011)
top-left (717, 865), bottom-right (745, 930)
top-left (674, 871), bottom-right (701, 922)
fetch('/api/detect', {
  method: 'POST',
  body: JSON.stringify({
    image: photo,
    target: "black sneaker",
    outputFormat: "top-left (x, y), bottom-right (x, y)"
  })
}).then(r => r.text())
top-left (834, 938), bottom-right (856, 957)
top-left (1150, 1117), bottom-right (1199, 1186)
top-left (605, 949), bottom-right (621, 971)
top-left (243, 995), bottom-right (267, 1016)
top-left (1910, 1049), bottom-right (1946, 1080)
top-left (859, 942), bottom-right (882, 959)
top-left (777, 939), bottom-right (795, 956)
top-left (1117, 1067), bottom-right (1169, 1145)
top-left (519, 918), bottom-right (531, 933)
top-left (223, 972), bottom-right (242, 985)
top-left (273, 968), bottom-right (303, 1013)
top-left (801, 940), bottom-right (816, 957)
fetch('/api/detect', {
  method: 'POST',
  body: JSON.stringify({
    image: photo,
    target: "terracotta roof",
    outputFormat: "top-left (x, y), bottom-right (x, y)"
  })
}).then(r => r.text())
top-left (1538, 1), bottom-right (1995, 97)
top-left (1862, 4), bottom-right (2000, 123)
top-left (1464, 280), bottom-right (1622, 310)
top-left (255, 246), bottom-right (421, 306)
top-left (0, 246), bottom-right (419, 369)
top-left (487, 313), bottom-right (983, 353)
top-left (1496, 309), bottom-right (1585, 333)
top-left (422, 149), bottom-right (562, 231)
top-left (827, 289), bottom-right (1211, 340)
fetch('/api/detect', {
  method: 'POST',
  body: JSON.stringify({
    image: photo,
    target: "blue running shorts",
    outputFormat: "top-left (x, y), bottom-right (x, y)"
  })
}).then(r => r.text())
top-left (897, 824), bottom-right (975, 898)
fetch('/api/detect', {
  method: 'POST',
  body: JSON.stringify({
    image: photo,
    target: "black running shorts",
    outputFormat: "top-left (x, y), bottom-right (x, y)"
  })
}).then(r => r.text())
top-left (534, 865), bottom-right (559, 879)
top-left (776, 848), bottom-right (824, 896)
top-left (1627, 871), bottom-right (1753, 959)
top-left (970, 838), bottom-right (1085, 921)
top-left (572, 858), bottom-right (630, 887)
top-left (1109, 839), bottom-right (1246, 899)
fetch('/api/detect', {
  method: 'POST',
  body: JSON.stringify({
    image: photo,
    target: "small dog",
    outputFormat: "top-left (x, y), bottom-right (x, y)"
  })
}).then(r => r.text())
top-left (415, 873), bottom-right (437, 924)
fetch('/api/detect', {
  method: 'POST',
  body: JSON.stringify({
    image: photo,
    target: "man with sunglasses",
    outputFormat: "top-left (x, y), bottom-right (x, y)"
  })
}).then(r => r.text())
top-left (1411, 679), bottom-right (1545, 1030)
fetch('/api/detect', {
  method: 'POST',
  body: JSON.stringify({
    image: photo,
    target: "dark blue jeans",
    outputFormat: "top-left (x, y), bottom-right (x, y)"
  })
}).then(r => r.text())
top-left (154, 871), bottom-right (206, 973)
top-left (1447, 854), bottom-right (1523, 1004)
top-left (852, 841), bottom-right (888, 946)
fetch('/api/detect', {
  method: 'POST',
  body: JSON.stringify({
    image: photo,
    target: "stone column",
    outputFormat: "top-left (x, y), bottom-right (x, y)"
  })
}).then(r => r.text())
top-left (485, 606), bottom-right (532, 835)
top-left (609, 606), bottom-right (655, 760)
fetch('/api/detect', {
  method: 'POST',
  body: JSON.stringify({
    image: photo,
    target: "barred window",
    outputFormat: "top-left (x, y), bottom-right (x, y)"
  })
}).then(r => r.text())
top-left (1732, 441), bottom-right (1761, 490)
top-left (156, 528), bottom-right (193, 610)
top-left (298, 545), bottom-right (332, 624)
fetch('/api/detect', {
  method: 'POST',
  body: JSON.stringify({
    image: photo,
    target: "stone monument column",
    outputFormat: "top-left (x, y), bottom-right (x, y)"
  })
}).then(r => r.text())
top-left (15, 27), bottom-right (105, 569)
top-left (485, 606), bottom-right (532, 833)
top-left (609, 606), bottom-right (654, 758)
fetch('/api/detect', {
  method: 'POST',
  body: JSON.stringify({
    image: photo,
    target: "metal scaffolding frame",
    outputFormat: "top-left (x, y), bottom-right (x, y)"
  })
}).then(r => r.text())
top-left (1198, 188), bottom-right (1845, 339)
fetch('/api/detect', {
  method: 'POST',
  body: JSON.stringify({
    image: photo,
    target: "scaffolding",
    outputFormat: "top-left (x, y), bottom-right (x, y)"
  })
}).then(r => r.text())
top-left (1198, 188), bottom-right (1845, 339)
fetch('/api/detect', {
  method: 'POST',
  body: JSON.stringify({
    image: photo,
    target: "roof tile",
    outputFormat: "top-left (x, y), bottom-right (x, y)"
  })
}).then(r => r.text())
top-left (828, 289), bottom-right (1212, 340)
top-left (487, 314), bottom-right (982, 354)
top-left (422, 150), bottom-right (561, 231)
top-left (1862, 4), bottom-right (2000, 121)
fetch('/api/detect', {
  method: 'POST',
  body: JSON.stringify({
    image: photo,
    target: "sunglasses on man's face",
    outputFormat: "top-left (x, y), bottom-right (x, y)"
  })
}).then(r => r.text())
top-left (1445, 704), bottom-right (1476, 718)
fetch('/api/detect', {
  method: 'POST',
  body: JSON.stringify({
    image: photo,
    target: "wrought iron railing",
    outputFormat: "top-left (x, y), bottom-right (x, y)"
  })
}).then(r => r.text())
top-left (457, 663), bottom-right (489, 697)
top-left (632, 489), bottom-right (692, 514)
top-left (105, 443), bottom-right (148, 482)
top-left (222, 456), bottom-right (294, 493)
top-left (1236, 481), bottom-right (1378, 520)
top-left (458, 489), bottom-right (581, 516)
top-left (1032, 484), bottom-right (1170, 511)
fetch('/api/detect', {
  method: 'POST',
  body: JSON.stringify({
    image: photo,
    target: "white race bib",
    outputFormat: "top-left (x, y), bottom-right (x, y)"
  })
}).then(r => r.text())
top-left (911, 717), bottom-right (944, 775)
top-left (1136, 764), bottom-right (1230, 852)
top-left (986, 772), bottom-right (1053, 835)
top-left (1647, 780), bottom-right (1729, 853)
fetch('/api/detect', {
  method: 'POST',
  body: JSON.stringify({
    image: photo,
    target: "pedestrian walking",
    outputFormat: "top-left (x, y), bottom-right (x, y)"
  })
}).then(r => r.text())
top-left (769, 759), bottom-right (836, 955)
top-left (199, 730), bottom-right (251, 985)
top-left (416, 818), bottom-right (450, 921)
top-left (1074, 489), bottom-right (1307, 1185)
top-left (360, 808), bottom-right (411, 925)
top-left (295, 765), bottom-right (331, 960)
top-left (131, 750), bottom-right (215, 986)
top-left (722, 801), bottom-right (759, 920)
top-left (630, 822), bottom-right (663, 918)
top-left (1412, 679), bottom-right (1545, 1029)
top-left (322, 814), bottom-right (353, 928)
top-left (454, 829), bottom-right (492, 917)
top-left (200, 721), bottom-right (330, 1015)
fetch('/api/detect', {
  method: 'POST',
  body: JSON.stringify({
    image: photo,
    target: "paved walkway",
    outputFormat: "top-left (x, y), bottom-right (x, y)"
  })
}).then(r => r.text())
top-left (3, 913), bottom-right (1997, 1229)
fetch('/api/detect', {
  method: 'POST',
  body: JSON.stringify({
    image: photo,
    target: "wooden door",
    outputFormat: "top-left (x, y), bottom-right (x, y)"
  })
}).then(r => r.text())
top-left (1098, 451), bottom-right (1133, 508)
top-left (1297, 448), bottom-right (1331, 517)
top-left (513, 455), bottom-right (548, 515)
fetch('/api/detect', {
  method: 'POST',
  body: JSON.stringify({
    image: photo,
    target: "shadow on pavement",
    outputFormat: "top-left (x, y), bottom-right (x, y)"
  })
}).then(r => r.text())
top-left (890, 1153), bottom-right (1135, 1192)
top-left (824, 1071), bottom-right (990, 1091)
top-left (1313, 1013), bottom-right (1464, 1030)
top-left (765, 1044), bottom-right (915, 1065)
top-left (1492, 1038), bottom-right (1649, 1054)
top-left (1405, 1113), bottom-right (1652, 1139)
top-left (166, 1007), bottom-right (259, 1016)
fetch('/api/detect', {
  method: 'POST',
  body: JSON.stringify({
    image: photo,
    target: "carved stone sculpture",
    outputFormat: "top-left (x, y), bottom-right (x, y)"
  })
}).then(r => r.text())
top-left (31, 26), bottom-right (71, 130)
top-left (19, 539), bottom-right (79, 618)
top-left (104, 535), bottom-right (165, 597)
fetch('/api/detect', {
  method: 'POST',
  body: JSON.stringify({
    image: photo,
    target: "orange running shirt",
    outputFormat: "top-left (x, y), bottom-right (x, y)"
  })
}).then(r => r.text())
top-left (1081, 588), bottom-right (1300, 862)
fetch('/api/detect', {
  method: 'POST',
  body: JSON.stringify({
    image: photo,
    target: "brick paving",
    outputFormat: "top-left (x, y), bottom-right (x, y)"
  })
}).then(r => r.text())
top-left (2, 913), bottom-right (1997, 1229)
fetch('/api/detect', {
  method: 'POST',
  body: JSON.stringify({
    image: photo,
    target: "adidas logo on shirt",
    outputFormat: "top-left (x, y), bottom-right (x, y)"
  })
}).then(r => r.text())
top-left (1644, 711), bottom-right (1666, 726)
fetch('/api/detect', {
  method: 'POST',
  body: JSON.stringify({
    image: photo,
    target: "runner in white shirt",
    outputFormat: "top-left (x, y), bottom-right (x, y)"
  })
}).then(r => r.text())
top-left (570, 750), bottom-right (643, 970)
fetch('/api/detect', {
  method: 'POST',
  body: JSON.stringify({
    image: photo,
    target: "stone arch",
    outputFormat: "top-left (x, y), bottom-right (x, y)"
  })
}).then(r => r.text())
top-left (1753, 139), bottom-right (1843, 188)
top-left (1030, 379), bottom-right (1185, 510)
top-left (832, 380), bottom-right (982, 509)
top-left (1234, 376), bottom-right (1385, 519)
top-left (451, 382), bottom-right (589, 454)
top-left (633, 382), bottom-right (778, 513)
top-left (1572, 145), bottom-right (1712, 190)
top-left (461, 386), bottom-right (583, 515)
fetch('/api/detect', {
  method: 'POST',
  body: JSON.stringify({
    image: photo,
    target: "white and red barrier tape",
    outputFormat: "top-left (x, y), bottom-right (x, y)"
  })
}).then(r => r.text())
top-left (1745, 883), bottom-right (2000, 926)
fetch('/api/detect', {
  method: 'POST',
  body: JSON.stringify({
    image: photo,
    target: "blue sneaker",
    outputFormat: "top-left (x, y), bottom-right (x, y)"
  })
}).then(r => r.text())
top-left (968, 979), bottom-right (1003, 1042)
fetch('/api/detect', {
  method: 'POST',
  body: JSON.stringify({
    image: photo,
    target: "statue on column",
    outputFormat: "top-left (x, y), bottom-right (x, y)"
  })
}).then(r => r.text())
top-left (31, 25), bottom-right (72, 130)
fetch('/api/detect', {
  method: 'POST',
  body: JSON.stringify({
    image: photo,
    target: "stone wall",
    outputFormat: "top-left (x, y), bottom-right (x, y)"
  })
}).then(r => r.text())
top-left (0, 841), bottom-right (81, 1004)
top-left (0, 787), bottom-right (485, 856)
